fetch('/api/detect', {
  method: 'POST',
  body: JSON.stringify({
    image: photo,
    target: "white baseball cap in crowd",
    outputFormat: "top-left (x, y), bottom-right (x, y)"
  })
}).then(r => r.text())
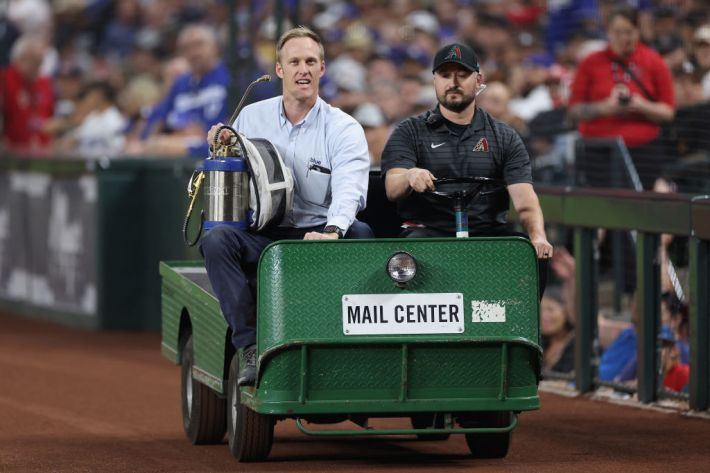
top-left (353, 103), bottom-right (386, 128)
top-left (694, 25), bottom-right (710, 45)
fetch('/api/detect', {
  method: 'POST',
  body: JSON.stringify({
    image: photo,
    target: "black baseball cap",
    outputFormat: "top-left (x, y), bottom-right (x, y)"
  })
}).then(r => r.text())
top-left (432, 43), bottom-right (480, 73)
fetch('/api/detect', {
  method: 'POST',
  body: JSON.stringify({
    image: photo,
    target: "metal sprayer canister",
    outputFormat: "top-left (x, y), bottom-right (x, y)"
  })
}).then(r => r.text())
top-left (202, 157), bottom-right (250, 231)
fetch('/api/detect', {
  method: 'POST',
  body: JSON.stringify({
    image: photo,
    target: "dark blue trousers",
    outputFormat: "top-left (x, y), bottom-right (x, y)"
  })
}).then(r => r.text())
top-left (200, 221), bottom-right (374, 348)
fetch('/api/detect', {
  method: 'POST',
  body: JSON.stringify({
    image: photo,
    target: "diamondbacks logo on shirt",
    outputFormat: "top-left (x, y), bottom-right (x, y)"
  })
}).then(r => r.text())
top-left (473, 137), bottom-right (489, 152)
top-left (445, 46), bottom-right (462, 60)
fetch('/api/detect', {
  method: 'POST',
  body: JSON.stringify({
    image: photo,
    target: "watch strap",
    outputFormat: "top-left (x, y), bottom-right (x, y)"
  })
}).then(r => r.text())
top-left (323, 225), bottom-right (344, 238)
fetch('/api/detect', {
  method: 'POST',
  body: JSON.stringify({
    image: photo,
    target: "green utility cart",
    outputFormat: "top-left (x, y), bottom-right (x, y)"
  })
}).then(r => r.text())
top-left (160, 236), bottom-right (541, 462)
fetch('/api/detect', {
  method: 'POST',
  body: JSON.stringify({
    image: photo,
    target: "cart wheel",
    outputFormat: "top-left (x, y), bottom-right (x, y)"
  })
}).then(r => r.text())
top-left (410, 413), bottom-right (450, 441)
top-left (227, 352), bottom-right (274, 462)
top-left (181, 335), bottom-right (227, 444)
top-left (463, 411), bottom-right (512, 458)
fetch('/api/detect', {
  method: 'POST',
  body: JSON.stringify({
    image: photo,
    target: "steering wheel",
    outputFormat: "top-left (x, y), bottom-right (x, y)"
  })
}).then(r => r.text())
top-left (427, 176), bottom-right (505, 238)
top-left (429, 176), bottom-right (505, 200)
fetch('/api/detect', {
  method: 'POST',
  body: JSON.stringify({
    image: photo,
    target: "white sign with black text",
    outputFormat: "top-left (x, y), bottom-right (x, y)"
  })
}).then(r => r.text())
top-left (342, 293), bottom-right (464, 335)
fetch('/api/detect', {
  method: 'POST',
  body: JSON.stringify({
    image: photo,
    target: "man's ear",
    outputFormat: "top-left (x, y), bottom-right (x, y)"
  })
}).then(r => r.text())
top-left (275, 61), bottom-right (284, 79)
top-left (320, 60), bottom-right (326, 75)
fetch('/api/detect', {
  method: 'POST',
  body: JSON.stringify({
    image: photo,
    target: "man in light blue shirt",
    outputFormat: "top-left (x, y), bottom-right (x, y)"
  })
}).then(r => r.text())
top-left (202, 26), bottom-right (373, 386)
top-left (232, 94), bottom-right (369, 233)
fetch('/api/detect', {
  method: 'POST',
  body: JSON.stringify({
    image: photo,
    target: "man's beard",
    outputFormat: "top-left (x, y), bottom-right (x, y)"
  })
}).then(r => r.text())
top-left (438, 88), bottom-right (476, 113)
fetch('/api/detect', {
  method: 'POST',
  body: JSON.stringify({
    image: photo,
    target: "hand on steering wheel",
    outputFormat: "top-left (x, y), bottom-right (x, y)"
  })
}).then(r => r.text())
top-left (428, 176), bottom-right (505, 200)
top-left (406, 168), bottom-right (437, 193)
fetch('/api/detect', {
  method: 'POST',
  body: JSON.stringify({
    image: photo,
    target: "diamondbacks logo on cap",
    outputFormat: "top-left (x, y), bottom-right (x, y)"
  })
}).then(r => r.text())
top-left (445, 46), bottom-right (462, 61)
top-left (473, 137), bottom-right (489, 152)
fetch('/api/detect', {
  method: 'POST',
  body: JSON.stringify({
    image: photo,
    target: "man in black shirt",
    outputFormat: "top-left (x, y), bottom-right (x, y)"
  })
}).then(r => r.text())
top-left (381, 43), bottom-right (553, 262)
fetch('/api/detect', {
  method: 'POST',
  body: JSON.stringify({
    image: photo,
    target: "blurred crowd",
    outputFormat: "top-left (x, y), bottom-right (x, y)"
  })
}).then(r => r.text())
top-left (2, 0), bottom-right (710, 186)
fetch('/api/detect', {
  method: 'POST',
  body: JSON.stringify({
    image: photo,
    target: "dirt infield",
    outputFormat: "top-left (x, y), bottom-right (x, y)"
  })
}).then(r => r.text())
top-left (1, 312), bottom-right (708, 473)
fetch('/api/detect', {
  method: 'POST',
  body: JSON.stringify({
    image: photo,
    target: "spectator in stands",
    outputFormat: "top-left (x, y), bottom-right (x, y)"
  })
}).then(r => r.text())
top-left (692, 25), bottom-right (710, 101)
top-left (660, 325), bottom-right (689, 393)
top-left (477, 80), bottom-right (526, 134)
top-left (599, 292), bottom-right (688, 389)
top-left (540, 285), bottom-right (575, 375)
top-left (98, 0), bottom-right (141, 60)
top-left (55, 81), bottom-right (125, 157)
top-left (568, 5), bottom-right (676, 190)
top-left (654, 34), bottom-right (687, 75)
top-left (6, 0), bottom-right (52, 37)
top-left (120, 75), bottom-right (162, 152)
top-left (1, 34), bottom-right (53, 152)
top-left (672, 62), bottom-right (705, 108)
top-left (327, 55), bottom-right (369, 113)
top-left (0, 11), bottom-right (20, 67)
top-left (352, 102), bottom-right (390, 165)
top-left (545, 0), bottom-right (599, 57)
top-left (44, 64), bottom-right (83, 140)
top-left (551, 245), bottom-right (633, 354)
top-left (509, 53), bottom-right (555, 123)
top-left (137, 24), bottom-right (229, 157)
top-left (399, 76), bottom-right (426, 119)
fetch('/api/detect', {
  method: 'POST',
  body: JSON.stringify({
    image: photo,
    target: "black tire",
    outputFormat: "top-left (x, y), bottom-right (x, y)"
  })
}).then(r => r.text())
top-left (410, 413), bottom-right (450, 441)
top-left (462, 411), bottom-right (513, 459)
top-left (181, 335), bottom-right (227, 444)
top-left (227, 352), bottom-right (274, 462)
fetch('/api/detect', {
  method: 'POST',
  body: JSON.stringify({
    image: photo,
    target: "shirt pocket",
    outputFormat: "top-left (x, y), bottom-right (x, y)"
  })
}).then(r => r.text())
top-left (300, 168), bottom-right (332, 207)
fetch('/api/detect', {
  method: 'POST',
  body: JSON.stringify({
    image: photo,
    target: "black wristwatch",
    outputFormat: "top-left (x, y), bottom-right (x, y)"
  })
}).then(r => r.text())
top-left (323, 225), bottom-right (345, 239)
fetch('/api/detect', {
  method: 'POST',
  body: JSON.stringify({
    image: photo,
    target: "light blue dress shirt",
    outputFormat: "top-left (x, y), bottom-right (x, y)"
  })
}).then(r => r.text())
top-left (233, 96), bottom-right (370, 231)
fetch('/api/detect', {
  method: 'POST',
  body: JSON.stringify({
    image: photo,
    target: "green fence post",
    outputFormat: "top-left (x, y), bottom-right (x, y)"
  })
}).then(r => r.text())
top-left (689, 236), bottom-right (709, 411)
top-left (574, 227), bottom-right (596, 392)
top-left (636, 231), bottom-right (660, 403)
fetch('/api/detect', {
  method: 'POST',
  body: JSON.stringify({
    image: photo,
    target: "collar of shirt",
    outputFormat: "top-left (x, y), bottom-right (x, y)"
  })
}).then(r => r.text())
top-left (604, 43), bottom-right (645, 65)
top-left (429, 105), bottom-right (486, 135)
top-left (278, 96), bottom-right (323, 130)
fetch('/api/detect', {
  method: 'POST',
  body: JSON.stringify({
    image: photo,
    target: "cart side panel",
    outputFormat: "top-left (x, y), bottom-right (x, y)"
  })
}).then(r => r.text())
top-left (160, 261), bottom-right (229, 393)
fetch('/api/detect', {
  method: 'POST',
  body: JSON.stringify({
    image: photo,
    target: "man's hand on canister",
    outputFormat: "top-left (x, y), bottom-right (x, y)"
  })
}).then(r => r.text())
top-left (206, 122), bottom-right (234, 147)
top-left (407, 168), bottom-right (437, 193)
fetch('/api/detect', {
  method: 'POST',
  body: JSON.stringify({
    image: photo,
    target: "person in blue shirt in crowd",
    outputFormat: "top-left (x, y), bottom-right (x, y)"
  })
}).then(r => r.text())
top-left (599, 290), bottom-right (688, 384)
top-left (136, 24), bottom-right (229, 157)
top-left (203, 26), bottom-right (373, 386)
top-left (546, 0), bottom-right (655, 57)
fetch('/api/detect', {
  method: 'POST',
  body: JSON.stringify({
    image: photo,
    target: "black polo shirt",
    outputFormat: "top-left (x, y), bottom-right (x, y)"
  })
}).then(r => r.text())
top-left (381, 106), bottom-right (532, 234)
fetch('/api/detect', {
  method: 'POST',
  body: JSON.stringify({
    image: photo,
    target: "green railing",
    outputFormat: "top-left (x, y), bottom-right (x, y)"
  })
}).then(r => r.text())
top-left (537, 186), bottom-right (710, 411)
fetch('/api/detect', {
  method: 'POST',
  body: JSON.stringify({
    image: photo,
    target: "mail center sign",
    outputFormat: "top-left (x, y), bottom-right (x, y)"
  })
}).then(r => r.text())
top-left (342, 293), bottom-right (464, 335)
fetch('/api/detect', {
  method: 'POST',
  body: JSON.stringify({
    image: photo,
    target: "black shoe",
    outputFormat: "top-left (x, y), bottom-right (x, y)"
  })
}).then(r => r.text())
top-left (237, 344), bottom-right (256, 386)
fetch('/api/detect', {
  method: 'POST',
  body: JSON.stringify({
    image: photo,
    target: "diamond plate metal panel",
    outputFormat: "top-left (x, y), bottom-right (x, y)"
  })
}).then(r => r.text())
top-left (509, 345), bottom-right (539, 387)
top-left (408, 345), bottom-right (500, 390)
top-left (258, 349), bottom-right (301, 401)
top-left (307, 347), bottom-right (400, 397)
top-left (257, 238), bottom-right (539, 350)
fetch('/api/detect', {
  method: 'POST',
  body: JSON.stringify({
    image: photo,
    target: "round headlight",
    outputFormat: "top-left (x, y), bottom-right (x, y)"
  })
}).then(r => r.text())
top-left (386, 251), bottom-right (417, 284)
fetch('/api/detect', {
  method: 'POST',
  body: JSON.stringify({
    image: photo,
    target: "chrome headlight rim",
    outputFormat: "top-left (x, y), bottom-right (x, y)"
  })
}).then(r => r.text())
top-left (386, 251), bottom-right (417, 285)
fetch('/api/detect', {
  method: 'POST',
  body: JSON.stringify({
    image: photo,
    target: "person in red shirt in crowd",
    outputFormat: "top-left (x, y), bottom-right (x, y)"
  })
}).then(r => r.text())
top-left (568, 5), bottom-right (675, 190)
top-left (660, 326), bottom-right (689, 393)
top-left (0, 35), bottom-right (54, 153)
